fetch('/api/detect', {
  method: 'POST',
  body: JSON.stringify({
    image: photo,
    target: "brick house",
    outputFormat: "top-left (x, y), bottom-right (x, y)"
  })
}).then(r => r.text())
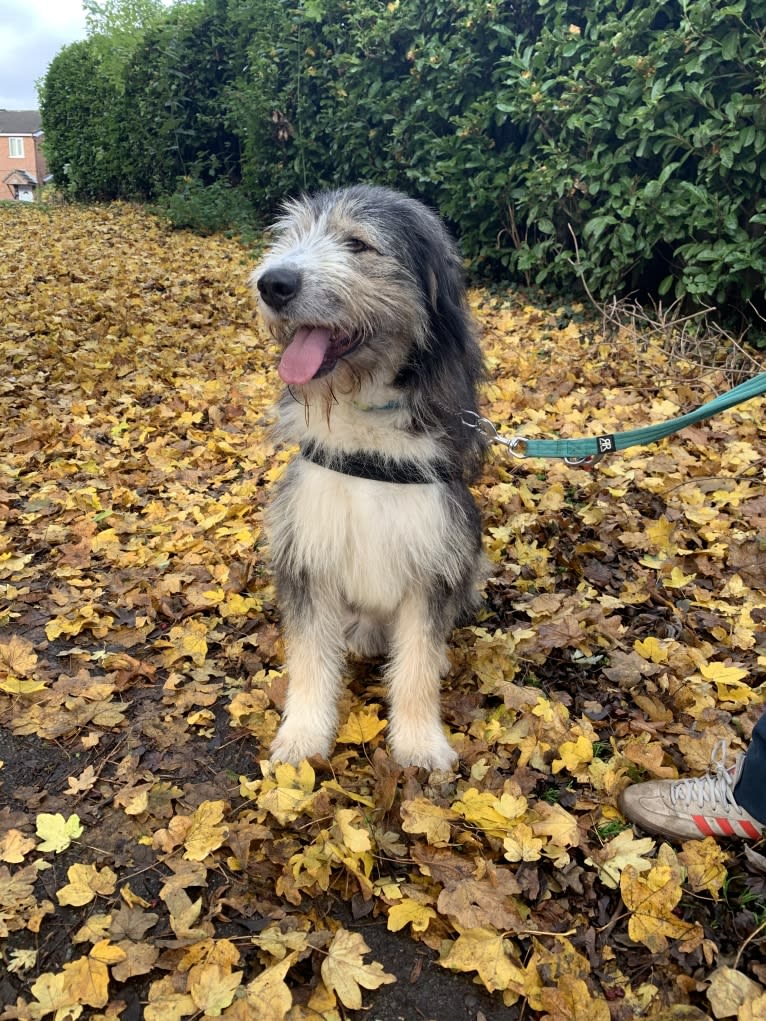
top-left (0, 110), bottom-right (48, 202)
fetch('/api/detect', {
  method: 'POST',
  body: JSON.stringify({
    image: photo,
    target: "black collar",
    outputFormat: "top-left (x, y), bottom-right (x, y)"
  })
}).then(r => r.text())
top-left (300, 443), bottom-right (455, 484)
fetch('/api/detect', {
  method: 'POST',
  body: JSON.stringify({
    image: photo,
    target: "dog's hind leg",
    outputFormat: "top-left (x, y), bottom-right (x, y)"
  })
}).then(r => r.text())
top-left (384, 591), bottom-right (457, 771)
top-left (270, 579), bottom-right (346, 764)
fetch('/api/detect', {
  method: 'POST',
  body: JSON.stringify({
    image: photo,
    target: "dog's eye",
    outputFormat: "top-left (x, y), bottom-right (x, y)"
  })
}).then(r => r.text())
top-left (346, 237), bottom-right (374, 254)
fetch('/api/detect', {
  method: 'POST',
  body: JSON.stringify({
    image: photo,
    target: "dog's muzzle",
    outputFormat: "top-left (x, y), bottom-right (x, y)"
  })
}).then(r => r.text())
top-left (258, 267), bottom-right (302, 310)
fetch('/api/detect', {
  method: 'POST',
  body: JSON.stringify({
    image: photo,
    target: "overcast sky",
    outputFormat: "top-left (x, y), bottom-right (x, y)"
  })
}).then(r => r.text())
top-left (0, 0), bottom-right (87, 110)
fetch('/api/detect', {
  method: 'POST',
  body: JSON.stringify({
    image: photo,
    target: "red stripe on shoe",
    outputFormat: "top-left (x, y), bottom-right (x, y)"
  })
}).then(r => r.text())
top-left (739, 819), bottom-right (761, 839)
top-left (693, 815), bottom-right (714, 836)
top-left (716, 818), bottom-right (735, 836)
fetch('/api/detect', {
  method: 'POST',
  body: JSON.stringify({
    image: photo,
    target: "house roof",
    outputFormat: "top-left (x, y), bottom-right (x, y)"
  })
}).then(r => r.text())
top-left (4, 169), bottom-right (37, 186)
top-left (0, 110), bottom-right (42, 135)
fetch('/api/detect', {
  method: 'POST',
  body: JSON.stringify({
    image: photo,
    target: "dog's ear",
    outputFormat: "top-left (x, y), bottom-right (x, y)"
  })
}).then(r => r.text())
top-left (394, 213), bottom-right (480, 400)
top-left (391, 197), bottom-right (484, 471)
top-left (413, 222), bottom-right (472, 353)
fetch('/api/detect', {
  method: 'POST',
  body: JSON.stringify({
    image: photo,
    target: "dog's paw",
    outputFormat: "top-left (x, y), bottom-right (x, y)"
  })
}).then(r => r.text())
top-left (270, 724), bottom-right (332, 764)
top-left (389, 726), bottom-right (457, 771)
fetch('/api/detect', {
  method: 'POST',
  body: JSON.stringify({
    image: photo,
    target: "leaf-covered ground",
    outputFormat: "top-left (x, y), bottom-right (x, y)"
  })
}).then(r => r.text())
top-left (1, 201), bottom-right (765, 1021)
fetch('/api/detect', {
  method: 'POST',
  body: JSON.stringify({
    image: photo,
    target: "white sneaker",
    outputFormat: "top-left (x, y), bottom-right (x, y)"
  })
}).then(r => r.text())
top-left (619, 740), bottom-right (765, 841)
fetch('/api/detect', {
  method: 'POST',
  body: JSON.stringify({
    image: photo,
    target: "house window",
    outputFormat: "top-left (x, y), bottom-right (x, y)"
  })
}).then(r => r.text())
top-left (9, 137), bottom-right (24, 158)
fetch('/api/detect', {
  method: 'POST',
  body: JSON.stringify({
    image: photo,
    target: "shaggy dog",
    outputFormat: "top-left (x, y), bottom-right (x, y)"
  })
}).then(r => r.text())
top-left (253, 184), bottom-right (485, 770)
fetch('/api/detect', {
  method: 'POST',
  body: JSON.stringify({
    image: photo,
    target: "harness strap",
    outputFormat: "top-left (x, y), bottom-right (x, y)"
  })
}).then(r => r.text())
top-left (300, 442), bottom-right (456, 484)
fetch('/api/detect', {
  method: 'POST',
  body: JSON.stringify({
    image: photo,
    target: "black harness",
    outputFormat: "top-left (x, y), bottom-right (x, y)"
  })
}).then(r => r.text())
top-left (300, 442), bottom-right (455, 485)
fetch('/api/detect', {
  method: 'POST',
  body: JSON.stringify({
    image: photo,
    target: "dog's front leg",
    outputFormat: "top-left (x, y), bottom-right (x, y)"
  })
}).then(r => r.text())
top-left (270, 580), bottom-right (346, 764)
top-left (385, 592), bottom-right (457, 771)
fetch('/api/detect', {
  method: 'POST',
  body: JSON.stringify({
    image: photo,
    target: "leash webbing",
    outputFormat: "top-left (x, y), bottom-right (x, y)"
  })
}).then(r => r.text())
top-left (462, 370), bottom-right (766, 468)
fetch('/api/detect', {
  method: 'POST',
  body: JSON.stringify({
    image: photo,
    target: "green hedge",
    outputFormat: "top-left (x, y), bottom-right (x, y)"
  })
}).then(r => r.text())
top-left (491, 0), bottom-right (766, 305)
top-left (119, 1), bottom-right (241, 199)
top-left (40, 0), bottom-right (766, 314)
top-left (39, 39), bottom-right (123, 200)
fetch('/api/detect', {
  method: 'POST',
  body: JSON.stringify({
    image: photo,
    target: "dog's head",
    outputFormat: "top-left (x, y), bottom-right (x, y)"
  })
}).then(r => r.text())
top-left (251, 185), bottom-right (473, 391)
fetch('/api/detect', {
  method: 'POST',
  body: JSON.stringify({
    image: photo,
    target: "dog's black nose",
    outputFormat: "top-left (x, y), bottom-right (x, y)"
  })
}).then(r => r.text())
top-left (257, 267), bottom-right (302, 310)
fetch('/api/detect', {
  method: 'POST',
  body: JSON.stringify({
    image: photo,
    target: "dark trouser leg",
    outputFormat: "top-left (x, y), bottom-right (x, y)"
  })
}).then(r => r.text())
top-left (733, 711), bottom-right (766, 825)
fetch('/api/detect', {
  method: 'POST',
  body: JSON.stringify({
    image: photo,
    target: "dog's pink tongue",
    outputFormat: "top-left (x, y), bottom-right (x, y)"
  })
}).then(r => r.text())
top-left (278, 326), bottom-right (332, 385)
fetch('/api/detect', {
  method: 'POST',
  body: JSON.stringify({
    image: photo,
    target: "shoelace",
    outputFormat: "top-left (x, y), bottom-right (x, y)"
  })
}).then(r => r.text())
top-left (669, 739), bottom-right (743, 812)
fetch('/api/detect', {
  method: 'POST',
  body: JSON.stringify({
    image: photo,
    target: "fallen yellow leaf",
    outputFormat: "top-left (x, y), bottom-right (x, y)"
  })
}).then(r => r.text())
top-left (440, 927), bottom-right (526, 997)
top-left (57, 864), bottom-right (118, 907)
top-left (400, 797), bottom-right (455, 845)
top-left (678, 838), bottom-right (728, 899)
top-left (538, 974), bottom-right (611, 1021)
top-left (585, 829), bottom-right (656, 890)
top-left (0, 829), bottom-right (37, 864)
top-left (320, 928), bottom-right (396, 1009)
top-left (552, 734), bottom-right (594, 775)
top-left (35, 813), bottom-right (83, 854)
top-left (387, 898), bottom-right (437, 933)
top-left (183, 800), bottom-right (229, 861)
top-left (244, 952), bottom-right (298, 1021)
top-left (334, 808), bottom-right (373, 854)
top-left (621, 845), bottom-right (704, 952)
top-left (503, 822), bottom-right (545, 863)
top-left (336, 705), bottom-right (388, 744)
top-left (0, 634), bottom-right (38, 676)
top-left (258, 760), bottom-right (318, 825)
top-left (706, 966), bottom-right (763, 1019)
top-left (188, 962), bottom-right (243, 1016)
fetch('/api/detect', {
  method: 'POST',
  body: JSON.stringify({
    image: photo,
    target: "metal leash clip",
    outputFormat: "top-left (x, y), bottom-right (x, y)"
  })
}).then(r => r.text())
top-left (459, 411), bottom-right (529, 460)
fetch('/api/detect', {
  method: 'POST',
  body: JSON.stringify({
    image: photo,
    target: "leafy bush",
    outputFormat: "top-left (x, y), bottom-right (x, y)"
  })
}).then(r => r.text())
top-left (39, 39), bottom-right (123, 200)
top-left (490, 0), bottom-right (766, 308)
top-left (119, 1), bottom-right (241, 199)
top-left (40, 0), bottom-right (766, 315)
top-left (157, 177), bottom-right (260, 239)
top-left (230, 0), bottom-right (766, 312)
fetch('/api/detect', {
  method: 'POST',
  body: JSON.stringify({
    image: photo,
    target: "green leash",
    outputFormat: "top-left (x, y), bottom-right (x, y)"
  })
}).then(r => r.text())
top-left (462, 370), bottom-right (766, 469)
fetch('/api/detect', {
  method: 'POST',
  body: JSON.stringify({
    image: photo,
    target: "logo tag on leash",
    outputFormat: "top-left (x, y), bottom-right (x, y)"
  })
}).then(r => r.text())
top-left (597, 435), bottom-right (616, 454)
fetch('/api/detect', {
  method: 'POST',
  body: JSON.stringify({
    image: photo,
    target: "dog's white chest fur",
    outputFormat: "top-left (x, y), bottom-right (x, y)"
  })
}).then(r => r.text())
top-left (270, 459), bottom-right (452, 616)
